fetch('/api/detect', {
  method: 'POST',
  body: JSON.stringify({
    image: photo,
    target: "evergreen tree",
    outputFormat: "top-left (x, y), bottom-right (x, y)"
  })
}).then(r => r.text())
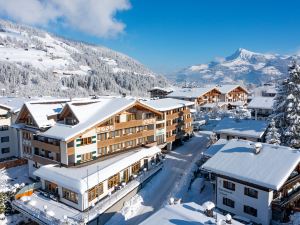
top-left (273, 61), bottom-right (300, 148)
top-left (0, 192), bottom-right (6, 214)
top-left (266, 119), bottom-right (281, 145)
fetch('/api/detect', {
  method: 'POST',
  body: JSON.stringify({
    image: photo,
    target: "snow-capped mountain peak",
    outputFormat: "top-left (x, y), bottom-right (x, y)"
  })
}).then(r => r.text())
top-left (169, 48), bottom-right (297, 86)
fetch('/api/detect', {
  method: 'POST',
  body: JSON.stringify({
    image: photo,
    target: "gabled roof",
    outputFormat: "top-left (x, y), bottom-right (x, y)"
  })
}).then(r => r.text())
top-left (217, 84), bottom-right (248, 94)
top-left (202, 139), bottom-right (300, 190)
top-left (214, 117), bottom-right (268, 139)
top-left (16, 102), bottom-right (65, 128)
top-left (0, 97), bottom-right (36, 113)
top-left (167, 87), bottom-right (220, 99)
top-left (40, 98), bottom-right (162, 141)
top-left (142, 98), bottom-right (194, 111)
top-left (248, 97), bottom-right (275, 110)
top-left (149, 86), bottom-right (174, 93)
top-left (34, 146), bottom-right (161, 194)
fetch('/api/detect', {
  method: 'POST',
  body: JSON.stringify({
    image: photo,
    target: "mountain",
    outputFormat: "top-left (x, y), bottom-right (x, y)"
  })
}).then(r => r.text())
top-left (170, 48), bottom-right (298, 86)
top-left (0, 20), bottom-right (167, 97)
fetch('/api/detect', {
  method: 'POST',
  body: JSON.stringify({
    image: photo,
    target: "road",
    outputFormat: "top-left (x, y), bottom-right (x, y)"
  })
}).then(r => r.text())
top-left (123, 132), bottom-right (210, 225)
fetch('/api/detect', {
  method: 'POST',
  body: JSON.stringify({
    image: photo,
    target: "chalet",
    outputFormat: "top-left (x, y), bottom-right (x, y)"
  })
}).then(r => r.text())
top-left (202, 139), bottom-right (300, 225)
top-left (167, 87), bottom-right (221, 106)
top-left (15, 98), bottom-right (165, 177)
top-left (148, 87), bottom-right (173, 99)
top-left (142, 98), bottom-right (194, 150)
top-left (247, 97), bottom-right (275, 120)
top-left (214, 117), bottom-right (269, 142)
top-left (217, 85), bottom-right (248, 103)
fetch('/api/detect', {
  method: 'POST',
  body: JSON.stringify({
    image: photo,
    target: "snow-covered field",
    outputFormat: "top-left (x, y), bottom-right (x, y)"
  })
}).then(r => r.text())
top-left (106, 132), bottom-right (211, 225)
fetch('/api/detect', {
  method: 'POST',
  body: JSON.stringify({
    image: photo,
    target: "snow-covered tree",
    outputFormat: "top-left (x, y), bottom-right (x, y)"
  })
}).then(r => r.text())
top-left (0, 192), bottom-right (6, 214)
top-left (266, 119), bottom-right (281, 145)
top-left (273, 61), bottom-right (300, 148)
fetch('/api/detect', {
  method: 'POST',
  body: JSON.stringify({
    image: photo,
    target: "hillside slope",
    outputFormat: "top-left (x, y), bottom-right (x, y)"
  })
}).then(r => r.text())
top-left (0, 20), bottom-right (167, 97)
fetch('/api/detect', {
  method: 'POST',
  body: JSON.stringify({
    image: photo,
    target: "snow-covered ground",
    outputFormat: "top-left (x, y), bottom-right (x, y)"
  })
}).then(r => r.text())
top-left (106, 132), bottom-right (211, 225)
top-left (0, 165), bottom-right (31, 193)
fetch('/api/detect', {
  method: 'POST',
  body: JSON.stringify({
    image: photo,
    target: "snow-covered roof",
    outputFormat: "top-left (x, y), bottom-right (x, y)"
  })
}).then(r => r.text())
top-left (248, 97), bottom-right (275, 110)
top-left (167, 87), bottom-right (218, 99)
top-left (200, 101), bottom-right (227, 109)
top-left (204, 139), bottom-right (228, 158)
top-left (202, 139), bottom-right (300, 190)
top-left (0, 97), bottom-right (31, 113)
top-left (142, 98), bottom-right (194, 111)
top-left (40, 98), bottom-right (137, 140)
top-left (217, 84), bottom-right (248, 94)
top-left (140, 202), bottom-right (243, 225)
top-left (214, 117), bottom-right (268, 139)
top-left (25, 102), bottom-right (65, 128)
top-left (34, 146), bottom-right (161, 194)
top-left (149, 86), bottom-right (174, 92)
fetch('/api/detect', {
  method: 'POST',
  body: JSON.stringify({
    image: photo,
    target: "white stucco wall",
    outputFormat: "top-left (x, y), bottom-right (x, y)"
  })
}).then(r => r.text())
top-left (216, 176), bottom-right (273, 225)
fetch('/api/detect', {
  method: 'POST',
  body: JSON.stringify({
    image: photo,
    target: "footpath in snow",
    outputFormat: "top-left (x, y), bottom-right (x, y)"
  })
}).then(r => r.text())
top-left (106, 132), bottom-right (210, 225)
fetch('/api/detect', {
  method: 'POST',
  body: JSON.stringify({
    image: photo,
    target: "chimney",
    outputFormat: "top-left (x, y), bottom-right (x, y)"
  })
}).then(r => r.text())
top-left (254, 143), bottom-right (262, 154)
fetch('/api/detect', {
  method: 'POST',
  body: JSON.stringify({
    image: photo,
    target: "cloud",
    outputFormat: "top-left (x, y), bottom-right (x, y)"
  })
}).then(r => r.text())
top-left (0, 0), bottom-right (131, 38)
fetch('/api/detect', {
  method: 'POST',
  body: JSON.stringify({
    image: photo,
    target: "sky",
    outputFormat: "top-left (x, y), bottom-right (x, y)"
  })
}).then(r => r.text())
top-left (0, 0), bottom-right (300, 74)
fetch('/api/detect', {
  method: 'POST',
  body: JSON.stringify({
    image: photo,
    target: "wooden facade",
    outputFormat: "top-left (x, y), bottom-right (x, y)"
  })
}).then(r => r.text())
top-left (196, 88), bottom-right (221, 105)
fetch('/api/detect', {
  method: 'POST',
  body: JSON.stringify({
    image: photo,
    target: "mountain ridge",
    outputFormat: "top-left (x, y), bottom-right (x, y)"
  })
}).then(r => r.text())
top-left (0, 20), bottom-right (167, 97)
top-left (169, 48), bottom-right (298, 86)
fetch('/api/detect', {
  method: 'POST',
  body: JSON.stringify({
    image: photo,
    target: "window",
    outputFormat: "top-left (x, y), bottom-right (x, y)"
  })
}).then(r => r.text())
top-left (244, 187), bottom-right (258, 199)
top-left (78, 137), bottom-right (93, 146)
top-left (223, 180), bottom-right (235, 191)
top-left (1, 136), bottom-right (9, 143)
top-left (132, 161), bottom-right (141, 174)
top-left (97, 133), bottom-right (107, 141)
top-left (244, 205), bottom-right (257, 217)
top-left (0, 125), bottom-right (8, 131)
top-left (223, 197), bottom-right (235, 208)
top-left (1, 147), bottom-right (9, 154)
top-left (98, 147), bottom-right (107, 156)
top-left (62, 188), bottom-right (78, 203)
top-left (108, 174), bottom-right (120, 189)
top-left (88, 183), bottom-right (104, 202)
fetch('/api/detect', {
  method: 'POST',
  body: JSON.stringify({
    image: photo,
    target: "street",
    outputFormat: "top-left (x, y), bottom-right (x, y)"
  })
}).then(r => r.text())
top-left (106, 132), bottom-right (210, 225)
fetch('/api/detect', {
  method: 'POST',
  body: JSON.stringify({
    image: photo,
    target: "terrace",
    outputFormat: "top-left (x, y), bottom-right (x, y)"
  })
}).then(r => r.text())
top-left (12, 162), bottom-right (163, 225)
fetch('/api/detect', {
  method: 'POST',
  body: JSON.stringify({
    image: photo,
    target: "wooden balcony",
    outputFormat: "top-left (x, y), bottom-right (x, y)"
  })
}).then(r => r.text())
top-left (166, 135), bottom-right (176, 143)
top-left (166, 112), bottom-right (183, 120)
top-left (97, 130), bottom-right (155, 148)
top-left (68, 147), bottom-right (74, 156)
top-left (32, 155), bottom-right (58, 165)
top-left (97, 118), bottom-right (157, 132)
top-left (185, 117), bottom-right (193, 123)
top-left (31, 140), bottom-right (60, 153)
top-left (166, 124), bottom-right (177, 132)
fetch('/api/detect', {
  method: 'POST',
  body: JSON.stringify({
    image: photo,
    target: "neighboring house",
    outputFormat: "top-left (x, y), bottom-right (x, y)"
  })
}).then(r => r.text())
top-left (148, 87), bottom-right (173, 99)
top-left (0, 97), bottom-right (34, 159)
top-left (167, 87), bottom-right (221, 106)
top-left (214, 118), bottom-right (269, 142)
top-left (140, 201), bottom-right (243, 225)
top-left (202, 139), bottom-right (300, 225)
top-left (248, 97), bottom-right (275, 120)
top-left (262, 85), bottom-right (277, 97)
top-left (217, 85), bottom-right (248, 103)
top-left (142, 98), bottom-right (194, 150)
